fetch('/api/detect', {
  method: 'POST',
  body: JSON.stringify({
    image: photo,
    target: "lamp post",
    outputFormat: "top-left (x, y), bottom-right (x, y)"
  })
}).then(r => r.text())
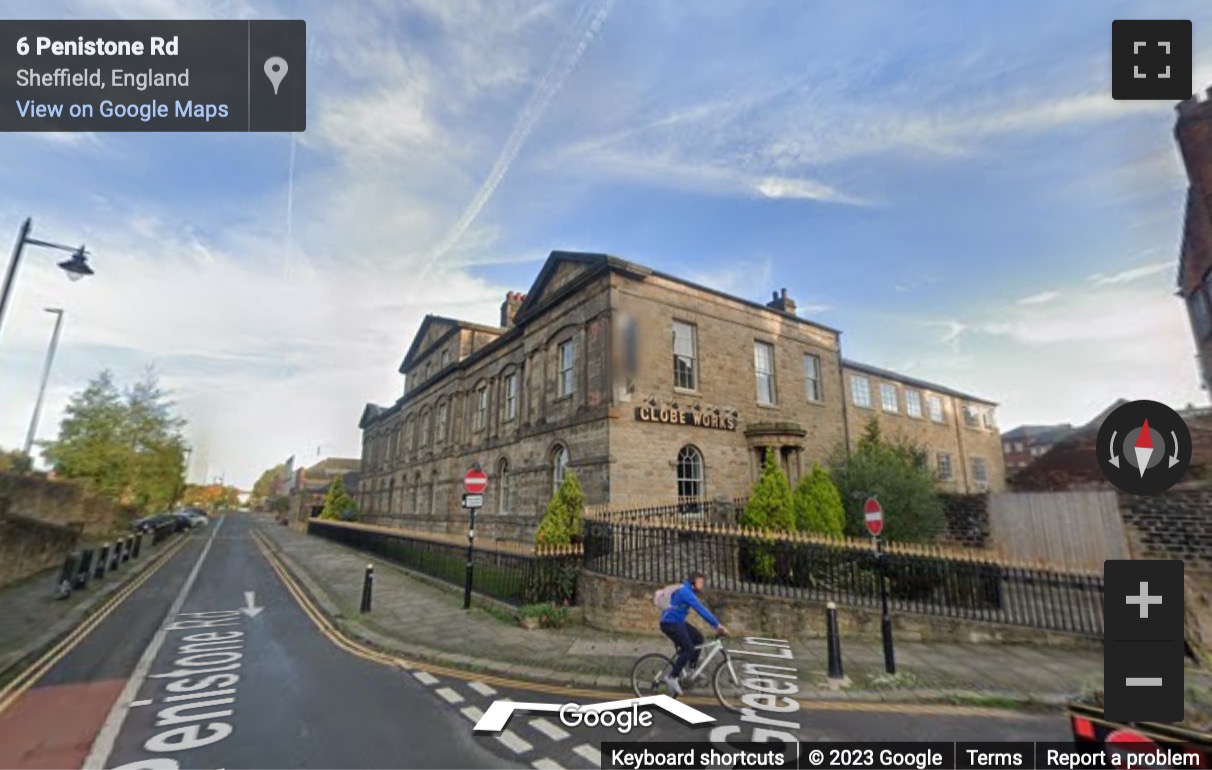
top-left (22, 308), bottom-right (65, 459)
top-left (0, 218), bottom-right (94, 340)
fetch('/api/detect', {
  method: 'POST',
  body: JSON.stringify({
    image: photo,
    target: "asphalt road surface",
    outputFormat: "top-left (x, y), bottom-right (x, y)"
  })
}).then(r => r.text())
top-left (0, 514), bottom-right (1074, 769)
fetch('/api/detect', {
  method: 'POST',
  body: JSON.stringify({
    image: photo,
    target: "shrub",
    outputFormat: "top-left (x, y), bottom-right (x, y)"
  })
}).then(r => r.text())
top-left (741, 448), bottom-right (794, 532)
top-left (536, 470), bottom-right (585, 546)
top-left (319, 475), bottom-right (357, 521)
top-left (792, 463), bottom-right (845, 537)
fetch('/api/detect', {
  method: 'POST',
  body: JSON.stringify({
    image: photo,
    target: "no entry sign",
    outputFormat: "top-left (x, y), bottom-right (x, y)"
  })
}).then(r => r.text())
top-left (463, 466), bottom-right (488, 495)
top-left (864, 497), bottom-right (884, 537)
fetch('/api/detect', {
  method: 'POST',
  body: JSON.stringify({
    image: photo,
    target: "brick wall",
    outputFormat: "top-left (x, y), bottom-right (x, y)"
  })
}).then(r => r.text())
top-left (0, 472), bottom-right (137, 536)
top-left (938, 493), bottom-right (990, 548)
top-left (1118, 485), bottom-right (1212, 667)
top-left (578, 570), bottom-right (1097, 647)
top-left (0, 513), bottom-right (80, 588)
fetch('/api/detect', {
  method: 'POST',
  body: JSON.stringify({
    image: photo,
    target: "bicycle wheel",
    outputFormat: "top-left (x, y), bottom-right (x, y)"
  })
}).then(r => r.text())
top-left (712, 658), bottom-right (746, 712)
top-left (631, 653), bottom-right (674, 698)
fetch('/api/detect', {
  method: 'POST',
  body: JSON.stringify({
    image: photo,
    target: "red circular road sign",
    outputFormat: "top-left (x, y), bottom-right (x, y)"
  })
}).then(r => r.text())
top-left (463, 467), bottom-right (488, 494)
top-left (864, 497), bottom-right (884, 537)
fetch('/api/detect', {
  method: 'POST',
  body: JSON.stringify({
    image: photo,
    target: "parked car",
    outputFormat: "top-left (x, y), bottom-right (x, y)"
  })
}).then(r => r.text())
top-left (181, 510), bottom-right (209, 528)
top-left (132, 513), bottom-right (173, 533)
top-left (1068, 689), bottom-right (1211, 765)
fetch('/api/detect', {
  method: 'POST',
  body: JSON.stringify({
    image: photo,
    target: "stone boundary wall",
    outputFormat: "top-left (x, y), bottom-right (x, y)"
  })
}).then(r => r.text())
top-left (360, 512), bottom-right (539, 545)
top-left (578, 569), bottom-right (1099, 648)
top-left (0, 472), bottom-right (136, 536)
top-left (0, 513), bottom-right (80, 588)
top-left (938, 493), bottom-right (990, 549)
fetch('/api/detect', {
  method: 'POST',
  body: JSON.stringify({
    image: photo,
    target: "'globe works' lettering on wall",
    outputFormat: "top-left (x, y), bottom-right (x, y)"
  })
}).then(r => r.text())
top-left (635, 406), bottom-right (737, 431)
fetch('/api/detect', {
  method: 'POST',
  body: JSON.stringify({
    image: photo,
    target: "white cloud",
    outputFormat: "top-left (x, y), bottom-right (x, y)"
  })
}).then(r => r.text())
top-left (1089, 260), bottom-right (1172, 286)
top-left (1017, 290), bottom-right (1061, 305)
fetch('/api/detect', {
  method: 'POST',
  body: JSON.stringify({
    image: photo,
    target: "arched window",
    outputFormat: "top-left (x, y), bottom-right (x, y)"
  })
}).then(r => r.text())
top-left (430, 471), bottom-right (439, 515)
top-left (497, 458), bottom-right (511, 514)
top-left (551, 444), bottom-right (569, 495)
top-left (677, 445), bottom-right (704, 502)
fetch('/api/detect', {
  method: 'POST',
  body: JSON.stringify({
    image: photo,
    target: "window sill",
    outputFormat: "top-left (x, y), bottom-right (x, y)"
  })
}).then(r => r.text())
top-left (804, 398), bottom-right (827, 408)
top-left (881, 409), bottom-right (900, 416)
top-left (852, 403), bottom-right (873, 410)
top-left (674, 387), bottom-right (700, 397)
top-left (554, 394), bottom-right (574, 403)
top-left (906, 413), bottom-right (923, 420)
top-left (756, 401), bottom-right (780, 410)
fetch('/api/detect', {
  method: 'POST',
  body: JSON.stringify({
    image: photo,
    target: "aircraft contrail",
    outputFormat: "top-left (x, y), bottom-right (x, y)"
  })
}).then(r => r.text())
top-left (419, 0), bottom-right (616, 277)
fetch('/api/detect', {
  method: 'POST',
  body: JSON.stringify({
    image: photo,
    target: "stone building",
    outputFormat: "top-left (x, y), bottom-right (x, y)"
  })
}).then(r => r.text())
top-left (999, 423), bottom-right (1074, 474)
top-left (286, 457), bottom-right (361, 529)
top-left (1176, 87), bottom-right (1212, 391)
top-left (356, 251), bottom-right (1004, 539)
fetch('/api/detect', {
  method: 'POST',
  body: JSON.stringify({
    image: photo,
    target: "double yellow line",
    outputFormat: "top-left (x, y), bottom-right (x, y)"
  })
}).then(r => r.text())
top-left (0, 535), bottom-right (190, 716)
top-left (251, 530), bottom-right (1017, 716)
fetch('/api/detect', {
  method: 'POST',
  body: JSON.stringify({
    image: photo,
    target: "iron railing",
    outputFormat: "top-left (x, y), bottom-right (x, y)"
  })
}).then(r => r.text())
top-left (308, 519), bottom-right (580, 607)
top-left (582, 517), bottom-right (1105, 637)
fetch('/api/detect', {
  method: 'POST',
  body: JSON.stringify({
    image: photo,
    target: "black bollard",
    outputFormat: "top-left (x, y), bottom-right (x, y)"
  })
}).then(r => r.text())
top-left (109, 540), bottom-right (122, 572)
top-left (75, 549), bottom-right (93, 589)
top-left (876, 540), bottom-right (896, 675)
top-left (54, 552), bottom-right (78, 599)
top-left (121, 537), bottom-right (131, 563)
top-left (360, 564), bottom-right (374, 613)
top-left (826, 601), bottom-right (844, 679)
top-left (132, 533), bottom-right (142, 559)
top-left (95, 543), bottom-right (110, 579)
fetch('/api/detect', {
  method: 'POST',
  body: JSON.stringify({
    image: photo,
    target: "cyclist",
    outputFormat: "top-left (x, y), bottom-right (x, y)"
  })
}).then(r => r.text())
top-left (658, 571), bottom-right (728, 696)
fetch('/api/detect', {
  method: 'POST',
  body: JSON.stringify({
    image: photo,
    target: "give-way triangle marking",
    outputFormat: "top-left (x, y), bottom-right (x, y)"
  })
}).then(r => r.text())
top-left (473, 694), bottom-right (713, 733)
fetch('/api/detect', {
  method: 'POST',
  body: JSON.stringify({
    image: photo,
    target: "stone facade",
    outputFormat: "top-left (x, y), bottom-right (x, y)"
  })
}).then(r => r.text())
top-left (937, 493), bottom-right (990, 549)
top-left (840, 360), bottom-right (1004, 493)
top-left (1175, 88), bottom-right (1212, 392)
top-left (0, 471), bottom-right (136, 536)
top-left (358, 251), bottom-right (1004, 536)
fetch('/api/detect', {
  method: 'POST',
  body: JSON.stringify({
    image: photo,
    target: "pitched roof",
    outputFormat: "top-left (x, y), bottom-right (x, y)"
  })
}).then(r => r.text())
top-left (1000, 423), bottom-right (1074, 442)
top-left (359, 403), bottom-right (385, 429)
top-left (841, 359), bottom-right (997, 406)
top-left (399, 315), bottom-right (504, 373)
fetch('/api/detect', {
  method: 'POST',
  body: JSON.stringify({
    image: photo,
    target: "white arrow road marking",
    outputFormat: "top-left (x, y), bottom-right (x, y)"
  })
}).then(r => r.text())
top-left (1109, 430), bottom-right (1120, 468)
top-left (239, 591), bottom-right (263, 618)
top-left (1170, 431), bottom-right (1181, 468)
top-left (473, 694), bottom-right (714, 733)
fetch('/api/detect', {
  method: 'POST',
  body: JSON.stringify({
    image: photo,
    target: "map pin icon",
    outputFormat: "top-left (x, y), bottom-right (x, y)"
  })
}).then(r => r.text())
top-left (264, 56), bottom-right (288, 95)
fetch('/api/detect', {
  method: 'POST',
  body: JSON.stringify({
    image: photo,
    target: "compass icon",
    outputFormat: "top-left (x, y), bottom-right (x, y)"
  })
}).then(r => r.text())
top-left (1096, 400), bottom-right (1191, 495)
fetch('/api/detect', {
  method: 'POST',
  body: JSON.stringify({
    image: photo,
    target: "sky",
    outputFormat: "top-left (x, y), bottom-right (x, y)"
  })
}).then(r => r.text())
top-left (1, 0), bottom-right (1211, 489)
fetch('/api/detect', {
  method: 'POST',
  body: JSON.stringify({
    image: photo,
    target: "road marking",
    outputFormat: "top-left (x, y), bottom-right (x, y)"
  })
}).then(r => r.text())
top-left (460, 705), bottom-right (484, 723)
top-left (529, 717), bottom-right (570, 741)
top-left (414, 671), bottom-right (439, 686)
top-left (573, 744), bottom-right (600, 764)
top-left (128, 700), bottom-right (152, 707)
top-left (0, 534), bottom-right (187, 716)
top-left (436, 687), bottom-right (464, 704)
top-left (496, 729), bottom-right (533, 755)
top-left (532, 759), bottom-right (565, 769)
top-left (82, 516), bottom-right (225, 770)
top-left (468, 681), bottom-right (497, 697)
top-left (239, 590), bottom-right (264, 618)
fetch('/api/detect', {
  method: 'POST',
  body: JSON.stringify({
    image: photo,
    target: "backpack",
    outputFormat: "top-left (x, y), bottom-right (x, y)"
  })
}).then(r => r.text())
top-left (653, 583), bottom-right (681, 611)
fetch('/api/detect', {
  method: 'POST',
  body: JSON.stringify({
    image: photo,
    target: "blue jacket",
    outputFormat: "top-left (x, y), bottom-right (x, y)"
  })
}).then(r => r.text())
top-left (660, 581), bottom-right (720, 628)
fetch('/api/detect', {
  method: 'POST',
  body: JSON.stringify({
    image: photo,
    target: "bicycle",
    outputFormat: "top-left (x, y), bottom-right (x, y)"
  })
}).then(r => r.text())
top-left (630, 633), bottom-right (746, 712)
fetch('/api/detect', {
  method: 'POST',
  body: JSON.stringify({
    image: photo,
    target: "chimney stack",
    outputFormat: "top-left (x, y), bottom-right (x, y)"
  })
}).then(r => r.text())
top-left (500, 292), bottom-right (526, 328)
top-left (766, 287), bottom-right (797, 316)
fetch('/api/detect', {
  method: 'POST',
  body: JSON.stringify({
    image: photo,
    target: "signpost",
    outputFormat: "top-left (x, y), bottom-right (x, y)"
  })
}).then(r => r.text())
top-left (462, 464), bottom-right (487, 610)
top-left (865, 496), bottom-right (896, 675)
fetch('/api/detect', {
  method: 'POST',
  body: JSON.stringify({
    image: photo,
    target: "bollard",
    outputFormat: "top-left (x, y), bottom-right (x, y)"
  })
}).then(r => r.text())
top-left (132, 533), bottom-right (142, 559)
top-left (876, 540), bottom-right (896, 675)
top-left (825, 601), bottom-right (844, 679)
top-left (109, 539), bottom-right (122, 572)
top-left (360, 564), bottom-right (374, 613)
top-left (121, 536), bottom-right (131, 563)
top-left (95, 543), bottom-right (110, 579)
top-left (75, 549), bottom-right (93, 589)
top-left (54, 552), bottom-right (78, 599)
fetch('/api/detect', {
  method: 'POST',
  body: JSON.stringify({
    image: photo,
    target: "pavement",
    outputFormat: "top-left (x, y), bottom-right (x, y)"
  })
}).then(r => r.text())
top-left (252, 515), bottom-right (1108, 707)
top-left (0, 512), bottom-right (1082, 770)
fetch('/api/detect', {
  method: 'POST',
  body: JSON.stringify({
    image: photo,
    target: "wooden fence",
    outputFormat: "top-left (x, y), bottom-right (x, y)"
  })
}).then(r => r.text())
top-left (988, 491), bottom-right (1129, 572)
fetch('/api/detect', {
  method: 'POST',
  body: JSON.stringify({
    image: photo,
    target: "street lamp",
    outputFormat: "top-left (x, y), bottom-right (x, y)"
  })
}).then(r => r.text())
top-left (22, 308), bottom-right (65, 459)
top-left (0, 218), bottom-right (95, 339)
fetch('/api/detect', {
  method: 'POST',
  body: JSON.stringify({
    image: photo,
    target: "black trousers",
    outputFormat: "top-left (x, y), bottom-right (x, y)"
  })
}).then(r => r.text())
top-left (659, 621), bottom-right (704, 677)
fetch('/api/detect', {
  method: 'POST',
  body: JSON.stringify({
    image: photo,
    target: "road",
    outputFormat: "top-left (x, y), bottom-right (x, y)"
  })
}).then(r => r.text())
top-left (0, 514), bottom-right (1073, 769)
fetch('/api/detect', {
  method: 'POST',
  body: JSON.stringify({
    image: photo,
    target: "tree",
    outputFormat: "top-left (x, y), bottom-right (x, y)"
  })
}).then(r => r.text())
top-left (535, 470), bottom-right (585, 546)
top-left (0, 448), bottom-right (31, 473)
top-left (42, 368), bottom-right (190, 514)
top-left (181, 483), bottom-right (240, 509)
top-left (251, 463), bottom-right (284, 503)
top-left (320, 475), bottom-right (357, 521)
top-left (792, 463), bottom-right (845, 537)
top-left (829, 418), bottom-right (944, 543)
top-left (740, 448), bottom-right (794, 532)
